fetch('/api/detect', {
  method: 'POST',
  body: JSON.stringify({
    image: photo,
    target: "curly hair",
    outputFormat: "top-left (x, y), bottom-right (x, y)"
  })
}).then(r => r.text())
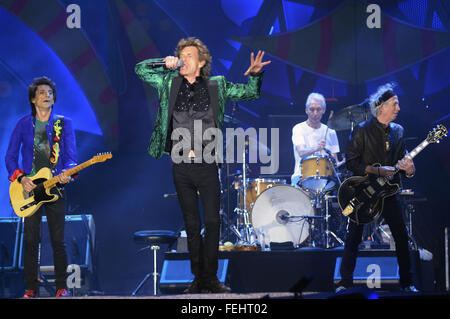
top-left (369, 82), bottom-right (397, 117)
top-left (174, 37), bottom-right (212, 79)
top-left (28, 76), bottom-right (57, 117)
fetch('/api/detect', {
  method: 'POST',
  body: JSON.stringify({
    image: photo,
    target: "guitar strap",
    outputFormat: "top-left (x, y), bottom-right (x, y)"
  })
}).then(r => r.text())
top-left (49, 115), bottom-right (64, 170)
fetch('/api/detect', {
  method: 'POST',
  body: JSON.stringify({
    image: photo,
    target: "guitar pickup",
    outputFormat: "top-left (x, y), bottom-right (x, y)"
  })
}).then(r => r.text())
top-left (20, 201), bottom-right (37, 211)
top-left (376, 177), bottom-right (386, 186)
top-left (363, 185), bottom-right (376, 198)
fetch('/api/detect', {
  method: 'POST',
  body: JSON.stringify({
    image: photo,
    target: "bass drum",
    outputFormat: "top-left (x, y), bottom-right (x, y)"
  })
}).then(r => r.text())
top-left (251, 185), bottom-right (315, 246)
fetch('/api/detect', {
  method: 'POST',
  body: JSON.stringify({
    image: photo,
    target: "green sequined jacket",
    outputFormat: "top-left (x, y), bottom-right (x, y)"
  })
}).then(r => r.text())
top-left (135, 58), bottom-right (263, 159)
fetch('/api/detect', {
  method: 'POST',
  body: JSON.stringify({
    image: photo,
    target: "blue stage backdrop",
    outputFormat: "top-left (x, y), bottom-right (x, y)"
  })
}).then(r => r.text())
top-left (0, 0), bottom-right (449, 295)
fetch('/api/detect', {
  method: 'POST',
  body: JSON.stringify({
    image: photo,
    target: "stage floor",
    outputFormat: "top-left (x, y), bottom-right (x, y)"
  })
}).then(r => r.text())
top-left (161, 247), bottom-right (436, 294)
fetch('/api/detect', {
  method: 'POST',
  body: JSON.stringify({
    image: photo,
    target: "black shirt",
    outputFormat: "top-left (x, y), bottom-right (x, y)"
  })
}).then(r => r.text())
top-left (172, 76), bottom-right (215, 152)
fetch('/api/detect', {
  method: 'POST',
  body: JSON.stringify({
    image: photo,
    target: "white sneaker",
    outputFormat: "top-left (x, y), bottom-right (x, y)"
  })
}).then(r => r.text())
top-left (335, 286), bottom-right (347, 293)
top-left (400, 285), bottom-right (419, 293)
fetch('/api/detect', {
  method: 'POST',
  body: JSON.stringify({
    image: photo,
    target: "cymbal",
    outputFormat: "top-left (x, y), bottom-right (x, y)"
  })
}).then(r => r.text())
top-left (327, 103), bottom-right (371, 131)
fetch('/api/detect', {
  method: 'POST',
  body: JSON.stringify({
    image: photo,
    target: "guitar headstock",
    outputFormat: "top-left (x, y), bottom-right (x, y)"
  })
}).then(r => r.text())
top-left (426, 124), bottom-right (447, 144)
top-left (91, 152), bottom-right (113, 163)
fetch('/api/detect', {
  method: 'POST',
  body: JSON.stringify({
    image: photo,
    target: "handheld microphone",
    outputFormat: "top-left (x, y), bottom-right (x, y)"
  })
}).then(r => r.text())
top-left (147, 59), bottom-right (183, 68)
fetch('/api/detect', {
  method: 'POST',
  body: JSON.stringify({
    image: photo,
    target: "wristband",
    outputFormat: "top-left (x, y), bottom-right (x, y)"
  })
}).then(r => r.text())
top-left (17, 175), bottom-right (25, 183)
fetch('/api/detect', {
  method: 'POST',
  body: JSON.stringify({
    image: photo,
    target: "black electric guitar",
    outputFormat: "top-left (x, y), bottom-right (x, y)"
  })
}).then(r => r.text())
top-left (337, 125), bottom-right (447, 224)
top-left (9, 153), bottom-right (112, 218)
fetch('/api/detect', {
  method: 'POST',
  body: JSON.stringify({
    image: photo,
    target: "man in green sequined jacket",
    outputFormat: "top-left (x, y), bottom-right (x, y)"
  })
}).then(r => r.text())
top-left (135, 37), bottom-right (270, 294)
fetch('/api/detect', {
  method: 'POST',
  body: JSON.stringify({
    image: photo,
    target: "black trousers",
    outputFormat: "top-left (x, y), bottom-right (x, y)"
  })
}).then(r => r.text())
top-left (23, 189), bottom-right (67, 291)
top-left (172, 162), bottom-right (221, 281)
top-left (339, 196), bottom-right (413, 288)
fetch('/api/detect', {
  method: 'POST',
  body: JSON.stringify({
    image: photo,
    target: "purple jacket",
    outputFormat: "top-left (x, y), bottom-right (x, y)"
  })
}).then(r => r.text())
top-left (5, 111), bottom-right (77, 181)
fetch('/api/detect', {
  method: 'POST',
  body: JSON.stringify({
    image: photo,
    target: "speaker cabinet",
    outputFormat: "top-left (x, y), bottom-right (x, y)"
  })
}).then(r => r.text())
top-left (17, 214), bottom-right (95, 272)
top-left (0, 218), bottom-right (22, 270)
top-left (0, 215), bottom-right (95, 296)
top-left (159, 259), bottom-right (229, 294)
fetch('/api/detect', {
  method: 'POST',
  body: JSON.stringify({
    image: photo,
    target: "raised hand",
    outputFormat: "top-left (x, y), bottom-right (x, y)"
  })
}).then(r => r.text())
top-left (244, 50), bottom-right (271, 76)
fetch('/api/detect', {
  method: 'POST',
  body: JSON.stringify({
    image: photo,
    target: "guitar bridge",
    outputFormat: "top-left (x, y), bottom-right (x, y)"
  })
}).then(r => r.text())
top-left (343, 198), bottom-right (360, 216)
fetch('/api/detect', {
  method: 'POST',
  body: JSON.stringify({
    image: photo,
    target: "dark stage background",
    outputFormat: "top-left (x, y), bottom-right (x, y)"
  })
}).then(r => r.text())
top-left (0, 0), bottom-right (449, 295)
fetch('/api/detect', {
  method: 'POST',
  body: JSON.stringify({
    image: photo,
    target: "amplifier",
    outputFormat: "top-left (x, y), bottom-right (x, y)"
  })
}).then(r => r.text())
top-left (0, 215), bottom-right (95, 297)
top-left (18, 214), bottom-right (95, 272)
top-left (0, 217), bottom-right (22, 270)
top-left (159, 259), bottom-right (229, 294)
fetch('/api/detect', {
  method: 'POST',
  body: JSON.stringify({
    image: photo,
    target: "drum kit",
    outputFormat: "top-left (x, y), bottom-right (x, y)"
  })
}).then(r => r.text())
top-left (222, 102), bottom-right (372, 251)
top-left (228, 155), bottom-right (347, 251)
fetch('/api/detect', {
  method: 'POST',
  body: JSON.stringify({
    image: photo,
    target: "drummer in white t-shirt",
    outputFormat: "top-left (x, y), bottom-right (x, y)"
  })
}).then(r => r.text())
top-left (291, 92), bottom-right (344, 187)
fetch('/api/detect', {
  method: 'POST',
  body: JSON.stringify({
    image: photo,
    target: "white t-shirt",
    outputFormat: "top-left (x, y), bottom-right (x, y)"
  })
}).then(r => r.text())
top-left (291, 121), bottom-right (340, 186)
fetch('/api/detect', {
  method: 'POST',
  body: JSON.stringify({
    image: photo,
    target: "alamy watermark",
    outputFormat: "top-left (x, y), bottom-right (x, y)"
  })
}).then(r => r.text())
top-left (170, 121), bottom-right (279, 175)
top-left (66, 264), bottom-right (81, 289)
top-left (66, 4), bottom-right (81, 29)
top-left (366, 263), bottom-right (381, 289)
top-left (366, 4), bottom-right (381, 29)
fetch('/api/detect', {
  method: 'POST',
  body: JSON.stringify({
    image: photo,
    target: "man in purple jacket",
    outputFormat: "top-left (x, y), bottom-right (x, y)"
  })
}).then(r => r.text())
top-left (5, 76), bottom-right (77, 298)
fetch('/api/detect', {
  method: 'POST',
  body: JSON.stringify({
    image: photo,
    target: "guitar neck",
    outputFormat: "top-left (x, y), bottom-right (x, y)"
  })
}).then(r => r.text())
top-left (43, 159), bottom-right (94, 189)
top-left (405, 139), bottom-right (429, 161)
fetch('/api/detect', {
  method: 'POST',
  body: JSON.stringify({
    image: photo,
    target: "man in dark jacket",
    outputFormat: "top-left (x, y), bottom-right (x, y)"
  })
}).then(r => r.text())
top-left (336, 83), bottom-right (418, 293)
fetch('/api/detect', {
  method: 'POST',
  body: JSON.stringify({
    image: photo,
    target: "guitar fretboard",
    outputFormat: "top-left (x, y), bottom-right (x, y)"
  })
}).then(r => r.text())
top-left (406, 139), bottom-right (429, 160)
top-left (43, 159), bottom-right (94, 189)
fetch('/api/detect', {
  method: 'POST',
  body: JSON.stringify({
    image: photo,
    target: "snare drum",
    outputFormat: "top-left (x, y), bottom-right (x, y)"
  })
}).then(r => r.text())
top-left (299, 155), bottom-right (336, 193)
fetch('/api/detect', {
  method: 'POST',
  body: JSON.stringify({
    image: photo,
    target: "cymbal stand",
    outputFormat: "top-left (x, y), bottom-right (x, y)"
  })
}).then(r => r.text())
top-left (241, 147), bottom-right (255, 244)
top-left (218, 164), bottom-right (229, 243)
top-left (324, 194), bottom-right (344, 248)
top-left (233, 146), bottom-right (255, 245)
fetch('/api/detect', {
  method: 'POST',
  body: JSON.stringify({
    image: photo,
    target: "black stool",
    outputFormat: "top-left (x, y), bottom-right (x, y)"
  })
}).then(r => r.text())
top-left (131, 230), bottom-right (178, 296)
